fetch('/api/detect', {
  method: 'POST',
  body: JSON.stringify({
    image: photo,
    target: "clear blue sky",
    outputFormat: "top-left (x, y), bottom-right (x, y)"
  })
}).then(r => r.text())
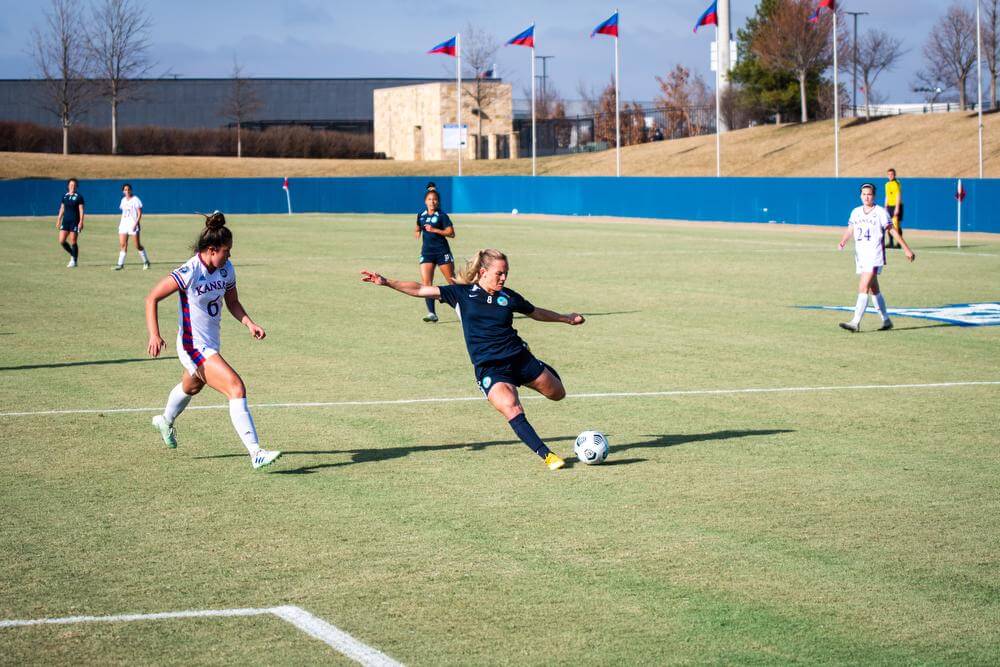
top-left (0, 0), bottom-right (959, 104)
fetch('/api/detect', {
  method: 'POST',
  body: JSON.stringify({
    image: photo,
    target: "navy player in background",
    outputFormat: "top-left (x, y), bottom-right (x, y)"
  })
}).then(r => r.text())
top-left (414, 188), bottom-right (456, 322)
top-left (56, 178), bottom-right (84, 267)
top-left (362, 248), bottom-right (585, 470)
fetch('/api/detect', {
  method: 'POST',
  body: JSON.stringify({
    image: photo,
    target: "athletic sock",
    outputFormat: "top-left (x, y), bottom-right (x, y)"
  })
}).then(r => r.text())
top-left (139, 249), bottom-right (149, 264)
top-left (425, 297), bottom-right (436, 315)
top-left (117, 250), bottom-right (126, 266)
top-left (873, 293), bottom-right (889, 322)
top-left (163, 383), bottom-right (193, 424)
top-left (70, 244), bottom-right (78, 260)
top-left (508, 413), bottom-right (551, 459)
top-left (228, 398), bottom-right (260, 453)
top-left (850, 293), bottom-right (867, 325)
top-left (61, 241), bottom-right (73, 256)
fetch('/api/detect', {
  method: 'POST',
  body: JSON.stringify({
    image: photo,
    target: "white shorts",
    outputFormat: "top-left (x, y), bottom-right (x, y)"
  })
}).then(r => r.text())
top-left (118, 220), bottom-right (140, 235)
top-left (856, 263), bottom-right (884, 275)
top-left (176, 333), bottom-right (218, 378)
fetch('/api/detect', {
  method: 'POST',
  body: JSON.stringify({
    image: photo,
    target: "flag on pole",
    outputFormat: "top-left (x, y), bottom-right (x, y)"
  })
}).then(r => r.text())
top-left (282, 177), bottom-right (289, 191)
top-left (428, 36), bottom-right (457, 56)
top-left (955, 180), bottom-right (967, 201)
top-left (808, 0), bottom-right (835, 23)
top-left (591, 12), bottom-right (619, 38)
top-left (506, 24), bottom-right (535, 47)
top-left (693, 1), bottom-right (718, 33)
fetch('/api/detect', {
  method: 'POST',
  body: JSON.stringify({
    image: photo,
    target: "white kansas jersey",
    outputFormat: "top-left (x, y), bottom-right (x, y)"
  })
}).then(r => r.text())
top-left (170, 256), bottom-right (236, 357)
top-left (120, 196), bottom-right (142, 224)
top-left (848, 204), bottom-right (891, 269)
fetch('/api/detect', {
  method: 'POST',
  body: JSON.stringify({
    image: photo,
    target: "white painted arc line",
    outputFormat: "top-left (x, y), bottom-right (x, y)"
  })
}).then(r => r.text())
top-left (0, 381), bottom-right (998, 418)
top-left (0, 607), bottom-right (273, 628)
top-left (271, 606), bottom-right (404, 667)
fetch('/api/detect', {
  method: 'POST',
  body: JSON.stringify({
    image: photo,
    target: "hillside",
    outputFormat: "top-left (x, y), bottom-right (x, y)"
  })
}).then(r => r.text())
top-left (2, 111), bottom-right (998, 179)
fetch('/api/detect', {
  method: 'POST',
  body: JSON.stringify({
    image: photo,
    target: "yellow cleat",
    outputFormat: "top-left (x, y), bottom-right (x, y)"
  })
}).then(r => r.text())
top-left (544, 453), bottom-right (565, 470)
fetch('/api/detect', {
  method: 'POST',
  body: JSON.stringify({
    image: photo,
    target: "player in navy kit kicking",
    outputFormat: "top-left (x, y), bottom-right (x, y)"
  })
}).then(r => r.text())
top-left (414, 188), bottom-right (456, 322)
top-left (362, 248), bottom-right (585, 470)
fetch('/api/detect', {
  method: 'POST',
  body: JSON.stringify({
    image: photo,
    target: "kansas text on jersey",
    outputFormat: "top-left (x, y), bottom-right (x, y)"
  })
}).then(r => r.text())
top-left (438, 284), bottom-right (535, 365)
top-left (170, 256), bottom-right (236, 366)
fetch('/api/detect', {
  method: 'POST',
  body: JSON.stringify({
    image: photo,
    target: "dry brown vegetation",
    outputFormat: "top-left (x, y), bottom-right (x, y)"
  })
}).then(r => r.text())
top-left (3, 111), bottom-right (999, 179)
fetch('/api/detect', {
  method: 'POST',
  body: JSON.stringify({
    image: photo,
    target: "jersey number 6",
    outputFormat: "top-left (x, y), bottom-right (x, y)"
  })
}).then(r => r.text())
top-left (207, 298), bottom-right (221, 317)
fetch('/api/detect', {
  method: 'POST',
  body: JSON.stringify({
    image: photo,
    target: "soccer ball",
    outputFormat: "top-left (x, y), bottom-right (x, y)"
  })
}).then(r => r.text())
top-left (511, 208), bottom-right (519, 215)
top-left (574, 431), bottom-right (609, 465)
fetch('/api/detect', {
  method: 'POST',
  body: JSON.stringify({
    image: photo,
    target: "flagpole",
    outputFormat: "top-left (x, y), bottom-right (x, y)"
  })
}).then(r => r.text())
top-left (614, 10), bottom-right (621, 178)
top-left (715, 25), bottom-right (721, 177)
top-left (957, 178), bottom-right (963, 248)
top-left (457, 32), bottom-right (463, 177)
top-left (977, 0), bottom-right (984, 178)
top-left (531, 38), bottom-right (537, 177)
top-left (833, 8), bottom-right (840, 178)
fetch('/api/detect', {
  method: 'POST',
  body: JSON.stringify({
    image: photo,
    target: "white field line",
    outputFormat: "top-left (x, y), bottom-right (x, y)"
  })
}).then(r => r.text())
top-left (0, 605), bottom-right (403, 667)
top-left (1, 380), bottom-right (997, 418)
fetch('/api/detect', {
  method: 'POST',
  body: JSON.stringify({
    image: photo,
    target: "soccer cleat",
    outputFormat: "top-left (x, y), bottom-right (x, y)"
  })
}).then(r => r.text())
top-left (143, 262), bottom-right (150, 270)
top-left (67, 259), bottom-right (77, 268)
top-left (251, 449), bottom-right (282, 470)
top-left (113, 264), bottom-right (124, 271)
top-left (423, 312), bottom-right (439, 323)
top-left (879, 320), bottom-right (894, 331)
top-left (839, 322), bottom-right (859, 332)
top-left (152, 414), bottom-right (178, 448)
top-left (544, 452), bottom-right (565, 470)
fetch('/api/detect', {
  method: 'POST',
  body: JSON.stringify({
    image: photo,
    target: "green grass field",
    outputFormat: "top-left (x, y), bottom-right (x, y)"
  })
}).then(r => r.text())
top-left (1, 212), bottom-right (998, 665)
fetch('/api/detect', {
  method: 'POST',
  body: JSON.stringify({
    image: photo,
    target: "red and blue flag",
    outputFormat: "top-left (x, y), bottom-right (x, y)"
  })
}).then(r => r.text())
top-left (428, 36), bottom-right (457, 56)
top-left (694, 1), bottom-right (718, 33)
top-left (506, 24), bottom-right (535, 48)
top-left (808, 0), bottom-right (835, 23)
top-left (591, 12), bottom-right (619, 38)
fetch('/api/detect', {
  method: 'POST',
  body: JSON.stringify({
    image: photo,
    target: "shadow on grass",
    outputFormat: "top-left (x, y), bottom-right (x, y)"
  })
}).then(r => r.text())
top-left (196, 428), bottom-right (793, 475)
top-left (857, 322), bottom-right (958, 333)
top-left (0, 356), bottom-right (172, 371)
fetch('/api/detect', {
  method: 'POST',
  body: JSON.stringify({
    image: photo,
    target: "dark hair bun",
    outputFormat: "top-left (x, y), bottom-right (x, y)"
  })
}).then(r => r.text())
top-left (204, 210), bottom-right (227, 230)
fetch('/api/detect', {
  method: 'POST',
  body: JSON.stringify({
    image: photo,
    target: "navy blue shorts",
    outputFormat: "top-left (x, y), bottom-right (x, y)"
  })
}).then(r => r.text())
top-left (475, 348), bottom-right (549, 396)
top-left (419, 251), bottom-right (453, 266)
top-left (60, 221), bottom-right (79, 233)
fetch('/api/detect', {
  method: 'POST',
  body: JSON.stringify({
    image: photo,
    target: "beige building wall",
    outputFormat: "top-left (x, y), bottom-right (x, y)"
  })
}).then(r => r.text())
top-left (374, 81), bottom-right (514, 161)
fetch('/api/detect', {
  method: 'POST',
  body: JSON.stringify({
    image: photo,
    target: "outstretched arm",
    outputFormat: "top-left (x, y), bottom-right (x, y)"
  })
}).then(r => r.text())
top-left (361, 270), bottom-right (441, 298)
top-left (145, 275), bottom-right (180, 357)
top-left (528, 307), bottom-right (585, 325)
top-left (224, 287), bottom-right (266, 340)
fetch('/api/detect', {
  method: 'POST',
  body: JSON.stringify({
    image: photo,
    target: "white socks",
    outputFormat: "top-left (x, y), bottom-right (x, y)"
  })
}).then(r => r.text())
top-left (163, 383), bottom-right (192, 424)
top-left (228, 398), bottom-right (260, 453)
top-left (871, 293), bottom-right (889, 322)
top-left (139, 249), bottom-right (149, 264)
top-left (117, 250), bottom-right (126, 266)
top-left (850, 293), bottom-right (868, 325)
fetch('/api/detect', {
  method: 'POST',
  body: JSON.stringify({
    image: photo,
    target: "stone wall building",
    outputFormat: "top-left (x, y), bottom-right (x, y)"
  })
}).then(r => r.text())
top-left (374, 81), bottom-right (518, 161)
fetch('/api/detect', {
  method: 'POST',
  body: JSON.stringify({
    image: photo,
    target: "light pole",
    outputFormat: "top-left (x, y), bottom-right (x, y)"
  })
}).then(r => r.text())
top-left (534, 55), bottom-right (555, 109)
top-left (845, 11), bottom-right (869, 117)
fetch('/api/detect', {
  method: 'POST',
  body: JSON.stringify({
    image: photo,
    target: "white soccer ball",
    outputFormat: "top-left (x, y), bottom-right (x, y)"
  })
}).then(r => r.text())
top-left (574, 430), bottom-right (609, 465)
top-left (511, 208), bottom-right (519, 215)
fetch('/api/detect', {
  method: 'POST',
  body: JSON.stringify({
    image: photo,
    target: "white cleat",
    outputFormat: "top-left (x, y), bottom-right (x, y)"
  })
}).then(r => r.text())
top-left (142, 262), bottom-right (150, 270)
top-left (251, 448), bottom-right (282, 470)
top-left (152, 414), bottom-right (178, 448)
top-left (423, 312), bottom-right (439, 323)
top-left (67, 259), bottom-right (77, 268)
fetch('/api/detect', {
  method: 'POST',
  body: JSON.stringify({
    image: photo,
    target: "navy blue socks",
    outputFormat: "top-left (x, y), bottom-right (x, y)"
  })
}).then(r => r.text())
top-left (61, 241), bottom-right (73, 256)
top-left (425, 297), bottom-right (436, 315)
top-left (508, 413), bottom-right (551, 459)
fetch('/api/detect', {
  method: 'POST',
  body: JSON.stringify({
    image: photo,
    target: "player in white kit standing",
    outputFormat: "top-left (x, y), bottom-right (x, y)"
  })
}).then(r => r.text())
top-left (114, 183), bottom-right (150, 270)
top-left (836, 183), bottom-right (915, 332)
top-left (144, 212), bottom-right (281, 469)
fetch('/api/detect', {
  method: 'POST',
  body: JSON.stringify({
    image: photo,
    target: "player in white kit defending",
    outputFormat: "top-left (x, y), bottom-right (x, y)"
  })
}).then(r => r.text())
top-left (144, 212), bottom-right (280, 470)
top-left (114, 184), bottom-right (150, 270)
top-left (836, 183), bottom-right (915, 332)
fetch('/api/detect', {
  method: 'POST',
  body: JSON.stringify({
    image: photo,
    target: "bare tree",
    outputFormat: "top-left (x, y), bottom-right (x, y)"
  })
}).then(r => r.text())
top-left (655, 65), bottom-right (713, 137)
top-left (31, 0), bottom-right (94, 155)
top-left (985, 0), bottom-right (1000, 109)
top-left (919, 3), bottom-right (976, 110)
top-left (219, 58), bottom-right (262, 159)
top-left (460, 24), bottom-right (501, 159)
top-left (751, 0), bottom-right (834, 123)
top-left (845, 29), bottom-right (907, 120)
top-left (86, 0), bottom-right (154, 154)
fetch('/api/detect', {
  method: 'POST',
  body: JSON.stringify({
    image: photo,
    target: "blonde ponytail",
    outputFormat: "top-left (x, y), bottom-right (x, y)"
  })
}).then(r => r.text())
top-left (459, 248), bottom-right (507, 284)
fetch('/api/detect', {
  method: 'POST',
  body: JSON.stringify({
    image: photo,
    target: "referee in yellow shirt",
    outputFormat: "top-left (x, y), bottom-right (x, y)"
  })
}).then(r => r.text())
top-left (884, 168), bottom-right (903, 248)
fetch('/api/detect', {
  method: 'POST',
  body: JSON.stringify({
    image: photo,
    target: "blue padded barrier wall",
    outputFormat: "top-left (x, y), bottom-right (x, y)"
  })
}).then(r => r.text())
top-left (1, 176), bottom-right (996, 233)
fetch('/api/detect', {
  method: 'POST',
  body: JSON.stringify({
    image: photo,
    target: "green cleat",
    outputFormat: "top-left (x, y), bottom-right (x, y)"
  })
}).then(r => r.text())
top-left (152, 414), bottom-right (178, 448)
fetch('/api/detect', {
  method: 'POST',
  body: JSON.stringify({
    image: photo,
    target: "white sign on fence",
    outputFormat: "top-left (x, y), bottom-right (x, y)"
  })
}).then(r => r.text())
top-left (442, 124), bottom-right (468, 150)
top-left (710, 40), bottom-right (738, 72)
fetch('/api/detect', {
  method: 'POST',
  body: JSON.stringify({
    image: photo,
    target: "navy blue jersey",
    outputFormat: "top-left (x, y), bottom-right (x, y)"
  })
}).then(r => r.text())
top-left (417, 210), bottom-right (453, 255)
top-left (438, 284), bottom-right (535, 365)
top-left (61, 192), bottom-right (84, 224)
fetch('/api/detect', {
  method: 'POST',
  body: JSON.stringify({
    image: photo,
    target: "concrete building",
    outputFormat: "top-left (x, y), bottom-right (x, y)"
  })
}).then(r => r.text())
top-left (374, 81), bottom-right (517, 161)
